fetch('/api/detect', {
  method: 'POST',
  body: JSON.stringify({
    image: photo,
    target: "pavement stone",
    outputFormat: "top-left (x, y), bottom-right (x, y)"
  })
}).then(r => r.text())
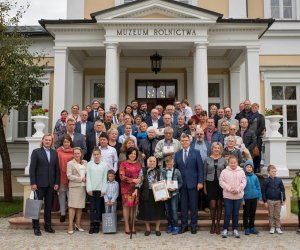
top-left (0, 218), bottom-right (299, 250)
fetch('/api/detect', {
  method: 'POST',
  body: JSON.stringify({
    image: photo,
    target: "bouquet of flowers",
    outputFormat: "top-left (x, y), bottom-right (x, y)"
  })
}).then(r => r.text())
top-left (265, 108), bottom-right (280, 116)
top-left (31, 104), bottom-right (49, 116)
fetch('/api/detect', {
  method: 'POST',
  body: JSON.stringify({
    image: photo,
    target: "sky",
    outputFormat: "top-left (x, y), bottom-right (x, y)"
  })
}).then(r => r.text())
top-left (5, 0), bottom-right (67, 25)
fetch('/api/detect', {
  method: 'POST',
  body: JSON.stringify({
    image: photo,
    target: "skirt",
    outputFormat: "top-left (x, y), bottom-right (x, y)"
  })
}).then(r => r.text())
top-left (137, 191), bottom-right (165, 221)
top-left (68, 186), bottom-right (86, 208)
top-left (206, 179), bottom-right (223, 201)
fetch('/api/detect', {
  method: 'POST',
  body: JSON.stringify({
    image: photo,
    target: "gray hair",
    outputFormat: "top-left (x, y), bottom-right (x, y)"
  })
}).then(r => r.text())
top-left (164, 126), bottom-right (174, 134)
top-left (147, 126), bottom-right (157, 133)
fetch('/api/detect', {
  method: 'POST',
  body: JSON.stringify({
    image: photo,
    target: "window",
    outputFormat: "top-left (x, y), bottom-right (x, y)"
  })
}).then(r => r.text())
top-left (91, 79), bottom-right (105, 108)
top-left (271, 84), bottom-right (299, 138)
top-left (270, 0), bottom-right (294, 19)
top-left (208, 82), bottom-right (222, 109)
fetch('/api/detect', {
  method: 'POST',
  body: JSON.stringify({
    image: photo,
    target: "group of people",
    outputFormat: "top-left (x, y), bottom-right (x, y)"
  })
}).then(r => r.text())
top-left (28, 98), bottom-right (300, 237)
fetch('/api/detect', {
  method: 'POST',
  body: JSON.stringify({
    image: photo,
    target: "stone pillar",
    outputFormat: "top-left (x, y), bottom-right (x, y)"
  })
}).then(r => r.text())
top-left (52, 47), bottom-right (68, 129)
top-left (104, 43), bottom-right (119, 111)
top-left (73, 68), bottom-right (84, 109)
top-left (193, 43), bottom-right (208, 111)
top-left (245, 46), bottom-right (260, 105)
top-left (230, 66), bottom-right (241, 115)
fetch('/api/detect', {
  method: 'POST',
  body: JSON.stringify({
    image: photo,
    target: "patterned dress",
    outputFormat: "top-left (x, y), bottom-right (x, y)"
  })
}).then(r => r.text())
top-left (119, 161), bottom-right (142, 207)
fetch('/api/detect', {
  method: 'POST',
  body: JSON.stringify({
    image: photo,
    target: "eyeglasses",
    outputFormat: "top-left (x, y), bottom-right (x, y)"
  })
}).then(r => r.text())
top-left (196, 133), bottom-right (204, 136)
top-left (230, 129), bottom-right (236, 130)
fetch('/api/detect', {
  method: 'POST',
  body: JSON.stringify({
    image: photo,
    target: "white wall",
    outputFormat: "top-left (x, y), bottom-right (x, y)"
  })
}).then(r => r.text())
top-left (229, 0), bottom-right (247, 18)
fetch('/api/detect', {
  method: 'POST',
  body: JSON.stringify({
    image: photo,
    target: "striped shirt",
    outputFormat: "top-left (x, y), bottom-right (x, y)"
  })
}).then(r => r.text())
top-left (104, 180), bottom-right (119, 202)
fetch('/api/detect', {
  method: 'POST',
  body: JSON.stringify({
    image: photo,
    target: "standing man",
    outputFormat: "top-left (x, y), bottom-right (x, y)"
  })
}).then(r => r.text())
top-left (131, 99), bottom-right (140, 117)
top-left (88, 99), bottom-right (100, 122)
top-left (109, 104), bottom-right (119, 125)
top-left (191, 104), bottom-right (203, 125)
top-left (75, 110), bottom-right (94, 136)
top-left (165, 105), bottom-right (178, 125)
top-left (86, 120), bottom-right (105, 160)
top-left (139, 101), bottom-right (151, 122)
top-left (29, 134), bottom-right (60, 236)
top-left (174, 133), bottom-right (204, 234)
top-left (217, 107), bottom-right (239, 131)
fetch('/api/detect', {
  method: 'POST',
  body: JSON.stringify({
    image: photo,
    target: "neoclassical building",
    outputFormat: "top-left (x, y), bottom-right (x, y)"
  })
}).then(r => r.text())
top-left (2, 0), bottom-right (300, 195)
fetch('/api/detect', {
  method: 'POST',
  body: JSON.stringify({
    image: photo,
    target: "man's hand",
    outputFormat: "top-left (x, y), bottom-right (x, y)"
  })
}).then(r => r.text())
top-left (197, 183), bottom-right (203, 191)
top-left (31, 184), bottom-right (37, 191)
top-left (54, 185), bottom-right (59, 191)
top-left (87, 191), bottom-right (93, 196)
top-left (100, 192), bottom-right (105, 197)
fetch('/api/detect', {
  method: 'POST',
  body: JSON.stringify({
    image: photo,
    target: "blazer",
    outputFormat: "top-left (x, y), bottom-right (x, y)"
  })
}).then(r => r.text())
top-left (145, 116), bottom-right (164, 128)
top-left (67, 159), bottom-right (87, 188)
top-left (117, 124), bottom-right (138, 137)
top-left (174, 148), bottom-right (204, 189)
top-left (56, 132), bottom-right (87, 156)
top-left (29, 147), bottom-right (60, 188)
top-left (86, 131), bottom-right (98, 161)
top-left (88, 110), bottom-right (98, 122)
top-left (75, 121), bottom-right (94, 135)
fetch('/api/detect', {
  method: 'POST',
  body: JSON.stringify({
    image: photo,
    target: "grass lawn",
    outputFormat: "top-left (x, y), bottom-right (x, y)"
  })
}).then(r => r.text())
top-left (0, 199), bottom-right (23, 217)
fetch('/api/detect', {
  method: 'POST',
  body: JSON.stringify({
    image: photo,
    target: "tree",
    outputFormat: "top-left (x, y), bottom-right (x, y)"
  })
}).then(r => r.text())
top-left (0, 1), bottom-right (47, 201)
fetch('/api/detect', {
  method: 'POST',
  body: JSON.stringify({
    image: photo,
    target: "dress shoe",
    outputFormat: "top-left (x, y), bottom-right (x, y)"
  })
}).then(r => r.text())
top-left (191, 227), bottom-right (197, 234)
top-left (44, 227), bottom-right (55, 233)
top-left (60, 215), bottom-right (66, 223)
top-left (74, 224), bottom-right (85, 232)
top-left (155, 231), bottom-right (161, 236)
top-left (67, 230), bottom-right (74, 235)
top-left (144, 231), bottom-right (151, 236)
top-left (34, 229), bottom-right (42, 236)
top-left (179, 227), bottom-right (188, 234)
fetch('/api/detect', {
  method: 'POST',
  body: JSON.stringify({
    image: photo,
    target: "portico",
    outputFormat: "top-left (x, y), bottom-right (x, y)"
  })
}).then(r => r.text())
top-left (40, 0), bottom-right (272, 129)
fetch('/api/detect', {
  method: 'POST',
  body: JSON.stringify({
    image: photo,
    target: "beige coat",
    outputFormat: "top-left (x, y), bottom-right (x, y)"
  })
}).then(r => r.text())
top-left (67, 159), bottom-right (87, 188)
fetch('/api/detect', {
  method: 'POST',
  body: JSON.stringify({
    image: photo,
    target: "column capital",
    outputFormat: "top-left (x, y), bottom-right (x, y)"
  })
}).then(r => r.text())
top-left (229, 66), bottom-right (241, 73)
top-left (53, 46), bottom-right (69, 53)
top-left (245, 45), bottom-right (260, 53)
top-left (104, 42), bottom-right (119, 49)
top-left (194, 42), bottom-right (209, 49)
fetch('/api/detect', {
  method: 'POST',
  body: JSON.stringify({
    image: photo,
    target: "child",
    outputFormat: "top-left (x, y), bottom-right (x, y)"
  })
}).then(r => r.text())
top-left (291, 170), bottom-right (300, 234)
top-left (86, 147), bottom-right (108, 234)
top-left (104, 170), bottom-right (119, 211)
top-left (243, 160), bottom-right (263, 235)
top-left (262, 165), bottom-right (286, 234)
top-left (219, 155), bottom-right (246, 238)
top-left (161, 156), bottom-right (183, 235)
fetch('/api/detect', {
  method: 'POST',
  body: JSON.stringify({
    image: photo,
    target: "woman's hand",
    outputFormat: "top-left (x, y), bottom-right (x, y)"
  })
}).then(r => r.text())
top-left (82, 177), bottom-right (86, 182)
top-left (132, 189), bottom-right (138, 197)
top-left (132, 178), bottom-right (141, 184)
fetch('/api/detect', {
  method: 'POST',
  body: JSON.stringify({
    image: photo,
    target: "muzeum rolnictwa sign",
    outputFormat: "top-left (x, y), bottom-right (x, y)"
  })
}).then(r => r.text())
top-left (116, 28), bottom-right (197, 36)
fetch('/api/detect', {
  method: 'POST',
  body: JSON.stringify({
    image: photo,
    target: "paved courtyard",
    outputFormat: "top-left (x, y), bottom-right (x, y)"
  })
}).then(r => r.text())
top-left (0, 218), bottom-right (299, 250)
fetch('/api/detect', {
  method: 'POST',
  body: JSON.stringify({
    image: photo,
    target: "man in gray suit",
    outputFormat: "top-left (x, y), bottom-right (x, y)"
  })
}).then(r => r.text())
top-left (217, 107), bottom-right (239, 131)
top-left (55, 118), bottom-right (87, 155)
top-left (30, 134), bottom-right (60, 236)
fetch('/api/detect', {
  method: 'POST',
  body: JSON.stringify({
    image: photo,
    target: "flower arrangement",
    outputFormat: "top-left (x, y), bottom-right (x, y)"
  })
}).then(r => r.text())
top-left (31, 104), bottom-right (49, 116)
top-left (265, 108), bottom-right (280, 116)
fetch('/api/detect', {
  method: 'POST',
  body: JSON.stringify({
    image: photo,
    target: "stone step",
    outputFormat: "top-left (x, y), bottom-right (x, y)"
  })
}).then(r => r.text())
top-left (9, 216), bottom-right (298, 231)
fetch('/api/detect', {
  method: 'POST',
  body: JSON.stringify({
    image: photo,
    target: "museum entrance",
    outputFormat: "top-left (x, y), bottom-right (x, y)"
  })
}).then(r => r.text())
top-left (135, 79), bottom-right (177, 110)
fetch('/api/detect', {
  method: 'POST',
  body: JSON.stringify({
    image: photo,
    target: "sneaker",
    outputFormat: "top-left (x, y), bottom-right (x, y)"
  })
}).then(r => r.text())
top-left (172, 227), bottom-right (179, 235)
top-left (269, 227), bottom-right (275, 234)
top-left (233, 229), bottom-right (240, 238)
top-left (222, 229), bottom-right (228, 238)
top-left (250, 227), bottom-right (259, 234)
top-left (167, 225), bottom-right (172, 234)
top-left (276, 228), bottom-right (283, 234)
top-left (244, 228), bottom-right (250, 235)
top-left (296, 228), bottom-right (300, 234)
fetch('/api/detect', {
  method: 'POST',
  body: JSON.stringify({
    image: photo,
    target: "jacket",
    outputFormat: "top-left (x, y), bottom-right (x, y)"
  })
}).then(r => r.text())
top-left (138, 136), bottom-right (159, 166)
top-left (243, 160), bottom-right (262, 200)
top-left (67, 159), bottom-right (87, 188)
top-left (292, 171), bottom-right (300, 198)
top-left (204, 127), bottom-right (224, 145)
top-left (236, 129), bottom-right (256, 153)
top-left (154, 138), bottom-right (181, 168)
top-left (139, 168), bottom-right (161, 201)
top-left (161, 168), bottom-right (183, 197)
top-left (204, 157), bottom-right (227, 181)
top-left (262, 176), bottom-right (286, 203)
top-left (219, 166), bottom-right (247, 200)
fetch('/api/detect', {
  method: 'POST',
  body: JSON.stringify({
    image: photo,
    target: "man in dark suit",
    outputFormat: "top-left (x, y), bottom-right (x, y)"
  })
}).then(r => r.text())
top-left (174, 133), bottom-right (204, 234)
top-left (29, 134), bottom-right (60, 236)
top-left (85, 120), bottom-right (105, 160)
top-left (145, 108), bottom-right (164, 128)
top-left (88, 99), bottom-right (100, 122)
top-left (117, 114), bottom-right (138, 137)
top-left (75, 110), bottom-right (94, 136)
top-left (55, 118), bottom-right (87, 155)
top-left (139, 101), bottom-right (151, 122)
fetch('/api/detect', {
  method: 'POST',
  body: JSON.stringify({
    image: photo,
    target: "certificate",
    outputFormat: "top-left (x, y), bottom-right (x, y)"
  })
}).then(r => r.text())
top-left (163, 145), bottom-right (174, 154)
top-left (166, 180), bottom-right (178, 189)
top-left (156, 128), bottom-right (164, 136)
top-left (152, 181), bottom-right (169, 202)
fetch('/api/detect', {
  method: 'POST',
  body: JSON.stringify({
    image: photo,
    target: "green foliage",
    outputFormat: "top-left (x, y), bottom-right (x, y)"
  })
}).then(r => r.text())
top-left (265, 108), bottom-right (280, 116)
top-left (0, 198), bottom-right (23, 217)
top-left (0, 0), bottom-right (47, 118)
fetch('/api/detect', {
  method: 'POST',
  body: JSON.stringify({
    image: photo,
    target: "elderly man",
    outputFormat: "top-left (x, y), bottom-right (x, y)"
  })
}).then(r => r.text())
top-left (217, 107), bottom-right (239, 131)
top-left (139, 126), bottom-right (159, 166)
top-left (156, 114), bottom-right (174, 140)
top-left (237, 99), bottom-right (253, 122)
top-left (165, 105), bottom-right (178, 125)
top-left (75, 110), bottom-right (94, 136)
top-left (154, 127), bottom-right (181, 168)
top-left (109, 104), bottom-right (119, 124)
top-left (204, 118), bottom-right (224, 146)
top-left (145, 108), bottom-right (164, 128)
top-left (104, 111), bottom-right (117, 131)
top-left (174, 133), bottom-right (204, 234)
top-left (191, 104), bottom-right (203, 125)
top-left (56, 118), bottom-right (87, 155)
top-left (191, 128), bottom-right (210, 163)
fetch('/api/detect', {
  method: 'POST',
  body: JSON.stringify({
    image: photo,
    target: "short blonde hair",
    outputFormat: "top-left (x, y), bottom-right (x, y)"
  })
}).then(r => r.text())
top-left (210, 142), bottom-right (223, 155)
top-left (40, 133), bottom-right (54, 148)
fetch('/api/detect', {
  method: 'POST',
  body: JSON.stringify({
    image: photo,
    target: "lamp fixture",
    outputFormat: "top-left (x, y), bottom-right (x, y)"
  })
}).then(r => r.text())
top-left (150, 51), bottom-right (162, 74)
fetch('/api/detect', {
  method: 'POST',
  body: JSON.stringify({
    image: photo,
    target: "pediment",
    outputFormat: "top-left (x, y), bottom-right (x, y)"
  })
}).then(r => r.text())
top-left (91, 0), bottom-right (222, 21)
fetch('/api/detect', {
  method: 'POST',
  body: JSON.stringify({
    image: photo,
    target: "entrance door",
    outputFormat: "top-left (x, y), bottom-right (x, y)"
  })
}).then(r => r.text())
top-left (135, 80), bottom-right (177, 111)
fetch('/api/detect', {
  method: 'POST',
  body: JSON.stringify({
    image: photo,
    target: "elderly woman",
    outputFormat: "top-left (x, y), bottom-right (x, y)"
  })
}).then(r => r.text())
top-left (223, 136), bottom-right (243, 165)
top-left (204, 142), bottom-right (227, 235)
top-left (119, 147), bottom-right (143, 234)
top-left (67, 104), bottom-right (81, 122)
top-left (138, 156), bottom-right (165, 236)
top-left (56, 134), bottom-right (74, 223)
top-left (220, 120), bottom-right (230, 138)
top-left (66, 147), bottom-right (87, 234)
top-left (53, 109), bottom-right (68, 144)
top-left (173, 115), bottom-right (189, 139)
top-left (139, 126), bottom-right (159, 166)
top-left (108, 128), bottom-right (121, 156)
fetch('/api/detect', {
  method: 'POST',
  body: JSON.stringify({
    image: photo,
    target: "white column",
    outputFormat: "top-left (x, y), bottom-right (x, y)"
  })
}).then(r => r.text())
top-left (53, 47), bottom-right (68, 129)
top-left (193, 43), bottom-right (208, 112)
top-left (73, 68), bottom-right (84, 109)
top-left (230, 66), bottom-right (241, 115)
top-left (105, 43), bottom-right (119, 111)
top-left (186, 67), bottom-right (194, 106)
top-left (245, 46), bottom-right (261, 105)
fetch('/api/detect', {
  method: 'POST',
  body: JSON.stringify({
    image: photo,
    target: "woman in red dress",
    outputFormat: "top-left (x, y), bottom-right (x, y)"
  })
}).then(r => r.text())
top-left (119, 147), bottom-right (143, 234)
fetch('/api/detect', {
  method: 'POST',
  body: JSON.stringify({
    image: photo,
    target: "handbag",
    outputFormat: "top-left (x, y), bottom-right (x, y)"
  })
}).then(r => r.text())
top-left (102, 204), bottom-right (117, 234)
top-left (24, 191), bottom-right (43, 220)
top-left (252, 146), bottom-right (260, 157)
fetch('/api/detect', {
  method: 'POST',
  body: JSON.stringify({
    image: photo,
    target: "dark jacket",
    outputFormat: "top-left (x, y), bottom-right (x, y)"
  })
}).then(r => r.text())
top-left (138, 136), bottom-right (159, 166)
top-left (117, 124), bottom-right (138, 137)
top-left (204, 127), bottom-right (224, 145)
top-left (237, 109), bottom-right (254, 122)
top-left (75, 121), bottom-right (94, 135)
top-left (262, 176), bottom-right (286, 203)
top-left (173, 124), bottom-right (189, 139)
top-left (222, 147), bottom-right (243, 165)
top-left (237, 129), bottom-right (256, 152)
top-left (161, 168), bottom-right (183, 197)
top-left (145, 116), bottom-right (164, 128)
top-left (56, 132), bottom-right (87, 156)
top-left (139, 168), bottom-right (161, 201)
top-left (29, 147), bottom-right (60, 187)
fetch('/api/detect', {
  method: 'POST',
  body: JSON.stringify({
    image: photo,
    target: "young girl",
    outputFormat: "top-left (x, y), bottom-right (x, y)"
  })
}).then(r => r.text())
top-left (86, 147), bottom-right (108, 234)
top-left (219, 155), bottom-right (246, 238)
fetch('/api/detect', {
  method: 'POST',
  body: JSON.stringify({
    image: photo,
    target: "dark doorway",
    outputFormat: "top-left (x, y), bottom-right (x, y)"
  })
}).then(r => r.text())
top-left (135, 79), bottom-right (177, 111)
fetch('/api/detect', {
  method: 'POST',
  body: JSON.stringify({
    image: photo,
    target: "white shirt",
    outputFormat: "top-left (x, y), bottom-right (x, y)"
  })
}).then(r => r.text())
top-left (80, 122), bottom-right (87, 136)
top-left (118, 134), bottom-right (137, 147)
top-left (152, 119), bottom-right (158, 129)
top-left (98, 145), bottom-right (118, 173)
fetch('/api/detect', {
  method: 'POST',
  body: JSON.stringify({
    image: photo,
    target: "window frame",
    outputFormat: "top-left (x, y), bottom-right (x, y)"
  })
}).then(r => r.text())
top-left (265, 0), bottom-right (296, 19)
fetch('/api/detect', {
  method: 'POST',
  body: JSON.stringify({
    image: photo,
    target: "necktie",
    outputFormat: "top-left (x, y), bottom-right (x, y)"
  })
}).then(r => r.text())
top-left (96, 133), bottom-right (100, 146)
top-left (184, 150), bottom-right (187, 163)
top-left (94, 110), bottom-right (97, 118)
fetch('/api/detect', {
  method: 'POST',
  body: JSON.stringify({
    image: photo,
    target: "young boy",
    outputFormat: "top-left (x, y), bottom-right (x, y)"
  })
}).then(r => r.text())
top-left (291, 170), bottom-right (300, 234)
top-left (161, 156), bottom-right (183, 235)
top-left (104, 170), bottom-right (119, 210)
top-left (262, 165), bottom-right (286, 234)
top-left (243, 160), bottom-right (263, 235)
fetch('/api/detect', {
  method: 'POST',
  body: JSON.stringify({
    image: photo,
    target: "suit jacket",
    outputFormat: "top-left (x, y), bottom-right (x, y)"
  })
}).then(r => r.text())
top-left (29, 147), bottom-right (60, 188)
top-left (56, 133), bottom-right (87, 156)
top-left (88, 110), bottom-right (98, 122)
top-left (145, 116), bottom-right (164, 127)
top-left (75, 121), bottom-right (94, 135)
top-left (117, 124), bottom-right (138, 137)
top-left (85, 131), bottom-right (99, 161)
top-left (174, 148), bottom-right (204, 189)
